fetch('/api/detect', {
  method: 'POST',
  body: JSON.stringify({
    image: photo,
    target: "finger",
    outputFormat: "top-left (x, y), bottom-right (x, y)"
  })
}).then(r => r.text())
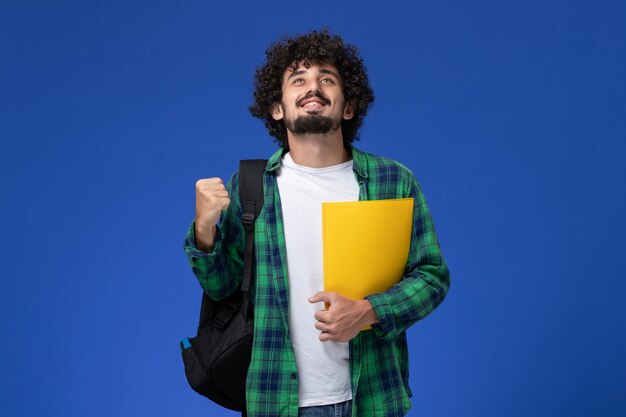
top-left (196, 178), bottom-right (223, 188)
top-left (314, 309), bottom-right (330, 322)
top-left (208, 190), bottom-right (229, 198)
top-left (198, 183), bottom-right (227, 193)
top-left (314, 321), bottom-right (329, 332)
top-left (197, 194), bottom-right (230, 209)
top-left (319, 332), bottom-right (333, 342)
top-left (206, 182), bottom-right (227, 191)
top-left (217, 197), bottom-right (230, 210)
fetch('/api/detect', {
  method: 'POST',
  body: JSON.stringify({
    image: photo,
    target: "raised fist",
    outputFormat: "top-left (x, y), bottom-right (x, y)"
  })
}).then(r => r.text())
top-left (194, 178), bottom-right (230, 251)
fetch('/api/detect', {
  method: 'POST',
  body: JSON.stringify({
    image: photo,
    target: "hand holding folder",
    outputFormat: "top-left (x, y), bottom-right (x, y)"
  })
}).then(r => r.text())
top-left (322, 198), bottom-right (414, 328)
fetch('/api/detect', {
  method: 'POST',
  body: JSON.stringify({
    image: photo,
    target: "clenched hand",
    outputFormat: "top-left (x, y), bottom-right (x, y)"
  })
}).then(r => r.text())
top-left (308, 292), bottom-right (380, 342)
top-left (194, 178), bottom-right (230, 252)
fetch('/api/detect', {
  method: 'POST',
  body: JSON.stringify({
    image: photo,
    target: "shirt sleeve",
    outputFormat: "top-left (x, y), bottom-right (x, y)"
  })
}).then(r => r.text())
top-left (183, 173), bottom-right (246, 301)
top-left (366, 176), bottom-right (450, 341)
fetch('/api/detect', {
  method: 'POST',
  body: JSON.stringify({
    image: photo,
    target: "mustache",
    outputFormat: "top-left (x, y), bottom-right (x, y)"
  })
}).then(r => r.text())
top-left (296, 92), bottom-right (331, 107)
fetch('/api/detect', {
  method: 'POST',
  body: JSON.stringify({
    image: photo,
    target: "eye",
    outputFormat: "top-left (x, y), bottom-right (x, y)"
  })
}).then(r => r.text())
top-left (293, 78), bottom-right (305, 85)
top-left (321, 78), bottom-right (335, 84)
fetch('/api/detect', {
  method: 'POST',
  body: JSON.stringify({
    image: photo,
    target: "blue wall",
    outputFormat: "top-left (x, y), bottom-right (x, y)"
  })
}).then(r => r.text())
top-left (1, 1), bottom-right (625, 416)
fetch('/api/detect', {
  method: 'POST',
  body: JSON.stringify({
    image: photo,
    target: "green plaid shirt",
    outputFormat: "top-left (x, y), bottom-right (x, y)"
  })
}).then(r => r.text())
top-left (184, 146), bottom-right (450, 417)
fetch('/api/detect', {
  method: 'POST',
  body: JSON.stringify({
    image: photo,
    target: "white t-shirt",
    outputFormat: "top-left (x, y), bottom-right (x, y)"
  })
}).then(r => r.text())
top-left (276, 152), bottom-right (359, 407)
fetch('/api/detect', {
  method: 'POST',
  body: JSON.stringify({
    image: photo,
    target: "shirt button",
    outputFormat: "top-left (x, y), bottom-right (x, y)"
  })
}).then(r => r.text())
top-left (291, 372), bottom-right (297, 380)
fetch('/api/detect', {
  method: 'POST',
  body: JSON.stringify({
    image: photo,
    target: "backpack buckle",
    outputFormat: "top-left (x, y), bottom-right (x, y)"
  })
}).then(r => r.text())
top-left (241, 212), bottom-right (255, 225)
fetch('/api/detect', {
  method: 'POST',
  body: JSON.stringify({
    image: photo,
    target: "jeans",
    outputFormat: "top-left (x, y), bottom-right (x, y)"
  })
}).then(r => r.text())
top-left (298, 400), bottom-right (352, 417)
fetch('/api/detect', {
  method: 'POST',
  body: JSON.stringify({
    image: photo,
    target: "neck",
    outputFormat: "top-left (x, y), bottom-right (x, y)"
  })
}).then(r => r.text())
top-left (286, 130), bottom-right (351, 168)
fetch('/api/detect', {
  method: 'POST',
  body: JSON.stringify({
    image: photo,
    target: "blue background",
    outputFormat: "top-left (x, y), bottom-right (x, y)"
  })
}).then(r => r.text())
top-left (2, 1), bottom-right (625, 416)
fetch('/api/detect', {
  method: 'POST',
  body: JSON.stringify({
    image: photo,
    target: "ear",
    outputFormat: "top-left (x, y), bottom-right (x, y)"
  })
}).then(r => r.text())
top-left (343, 102), bottom-right (355, 120)
top-left (270, 102), bottom-right (284, 121)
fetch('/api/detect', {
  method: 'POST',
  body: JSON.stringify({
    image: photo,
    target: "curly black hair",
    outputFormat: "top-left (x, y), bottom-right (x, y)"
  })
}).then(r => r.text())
top-left (249, 29), bottom-right (375, 149)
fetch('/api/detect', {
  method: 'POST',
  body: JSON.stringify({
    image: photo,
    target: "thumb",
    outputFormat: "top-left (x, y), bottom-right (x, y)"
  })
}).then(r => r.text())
top-left (308, 291), bottom-right (331, 304)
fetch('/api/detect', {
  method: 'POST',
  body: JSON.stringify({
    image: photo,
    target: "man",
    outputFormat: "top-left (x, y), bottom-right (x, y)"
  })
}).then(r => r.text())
top-left (184, 29), bottom-right (450, 417)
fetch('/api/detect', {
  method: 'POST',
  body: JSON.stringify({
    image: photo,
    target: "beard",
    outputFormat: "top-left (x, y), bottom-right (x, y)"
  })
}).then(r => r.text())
top-left (283, 113), bottom-right (342, 135)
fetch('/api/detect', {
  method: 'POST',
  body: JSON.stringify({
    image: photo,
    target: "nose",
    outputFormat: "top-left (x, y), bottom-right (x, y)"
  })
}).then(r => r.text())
top-left (308, 77), bottom-right (320, 92)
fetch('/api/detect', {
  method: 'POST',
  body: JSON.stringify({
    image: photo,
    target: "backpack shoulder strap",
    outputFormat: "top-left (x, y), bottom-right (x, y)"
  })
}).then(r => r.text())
top-left (238, 159), bottom-right (267, 294)
top-left (195, 160), bottom-right (267, 331)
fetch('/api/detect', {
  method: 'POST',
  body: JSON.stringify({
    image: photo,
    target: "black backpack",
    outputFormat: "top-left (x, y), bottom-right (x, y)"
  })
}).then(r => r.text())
top-left (180, 159), bottom-right (267, 415)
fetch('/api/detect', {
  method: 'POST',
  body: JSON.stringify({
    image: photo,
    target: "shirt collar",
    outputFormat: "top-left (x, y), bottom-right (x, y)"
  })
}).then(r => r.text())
top-left (265, 145), bottom-right (368, 179)
top-left (349, 145), bottom-right (369, 179)
top-left (266, 148), bottom-right (286, 172)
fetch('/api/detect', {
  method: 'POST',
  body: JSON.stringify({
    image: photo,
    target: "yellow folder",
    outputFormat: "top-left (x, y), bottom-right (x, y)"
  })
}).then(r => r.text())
top-left (322, 198), bottom-right (414, 328)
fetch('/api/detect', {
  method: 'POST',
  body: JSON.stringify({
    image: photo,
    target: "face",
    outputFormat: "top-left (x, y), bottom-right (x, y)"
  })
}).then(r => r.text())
top-left (271, 62), bottom-right (354, 136)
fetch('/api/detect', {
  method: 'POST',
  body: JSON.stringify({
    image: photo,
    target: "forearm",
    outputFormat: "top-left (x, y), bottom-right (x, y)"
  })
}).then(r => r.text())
top-left (194, 223), bottom-right (217, 253)
top-left (367, 262), bottom-right (449, 340)
top-left (358, 299), bottom-right (380, 327)
top-left (184, 221), bottom-right (244, 300)
top-left (184, 173), bottom-right (245, 300)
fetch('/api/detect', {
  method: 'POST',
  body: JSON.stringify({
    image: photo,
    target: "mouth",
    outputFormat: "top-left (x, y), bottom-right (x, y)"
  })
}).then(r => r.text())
top-left (297, 94), bottom-right (331, 109)
top-left (301, 100), bottom-right (325, 110)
